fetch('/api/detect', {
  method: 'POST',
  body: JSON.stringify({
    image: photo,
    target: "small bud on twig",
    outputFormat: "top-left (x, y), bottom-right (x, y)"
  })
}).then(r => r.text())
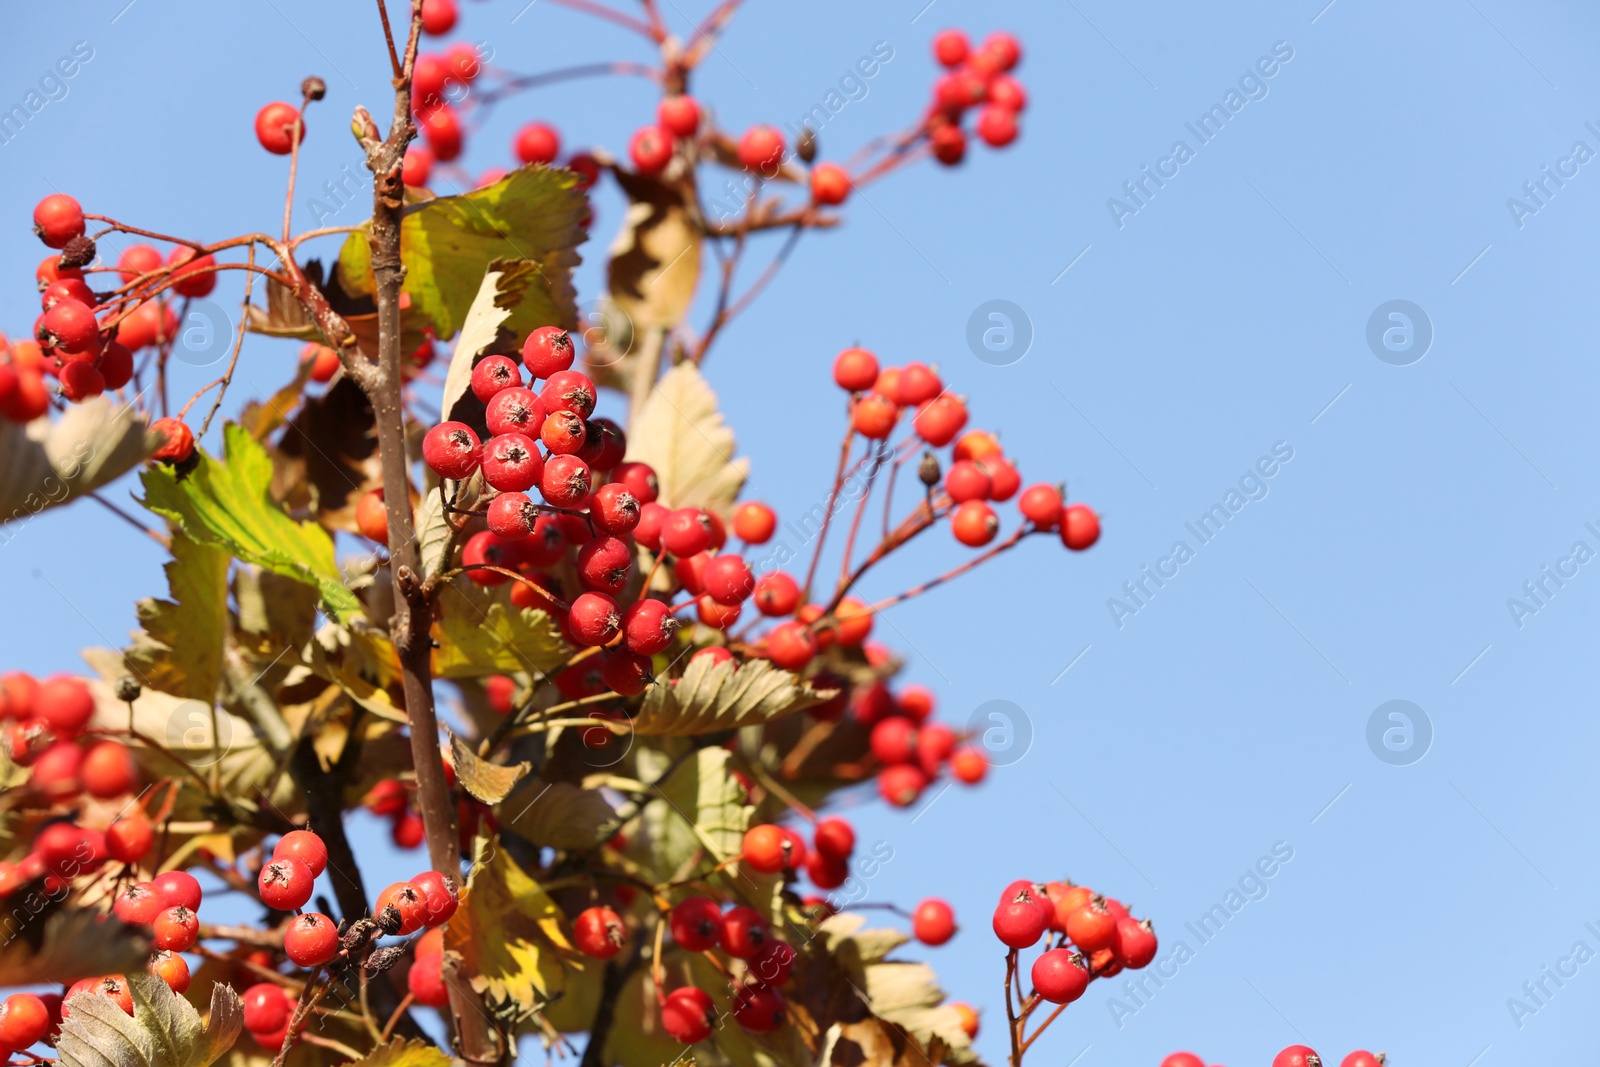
top-left (918, 452), bottom-right (942, 488)
top-left (302, 76), bottom-right (327, 102)
top-left (59, 236), bottom-right (97, 271)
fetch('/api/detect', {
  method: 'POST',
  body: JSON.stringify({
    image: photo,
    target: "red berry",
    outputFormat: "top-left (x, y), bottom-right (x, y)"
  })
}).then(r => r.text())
top-left (482, 433), bottom-right (544, 493)
top-left (933, 29), bottom-right (969, 67)
top-left (876, 763), bottom-right (928, 807)
top-left (661, 508), bottom-right (712, 557)
top-left (916, 723), bottom-right (955, 777)
top-left (752, 572), bottom-right (800, 616)
top-left (765, 621), bottom-right (817, 672)
top-left (897, 362), bottom-right (942, 406)
top-left (1031, 949), bottom-right (1090, 1004)
top-left (41, 299), bottom-right (98, 354)
top-left (118, 245), bottom-right (162, 284)
top-left (403, 146), bottom-right (434, 187)
top-left (993, 886), bottom-right (1048, 948)
top-left (989, 74), bottom-right (1028, 113)
top-left (540, 453), bottom-right (592, 508)
top-left (579, 416), bottom-right (627, 470)
top-left (622, 598), bottom-right (678, 655)
top-left (810, 163), bottom-right (851, 206)
top-left (152, 869), bottom-right (203, 910)
top-left (629, 126), bottom-right (674, 175)
top-left (590, 483), bottom-right (641, 534)
top-left (945, 460), bottom-right (992, 503)
top-left (486, 491), bottom-right (538, 540)
top-left (407, 951), bottom-right (450, 1007)
top-left (742, 824), bottom-right (804, 874)
top-left (951, 500), bottom-right (998, 547)
top-left (869, 717), bottom-right (918, 765)
top-left (852, 393), bottom-right (899, 439)
top-left (423, 422), bottom-right (482, 480)
top-left (661, 986), bottom-right (715, 1043)
top-left (420, 105), bottom-right (463, 161)
top-left (30, 741), bottom-right (83, 797)
top-left (242, 983), bottom-right (290, 1034)
top-left (539, 409), bottom-right (585, 456)
top-left (1340, 1054), bottom-right (1383, 1067)
top-left (114, 883), bottom-right (163, 925)
top-left (657, 96), bottom-right (701, 138)
top-left (912, 898), bottom-right (956, 945)
top-left (58, 360), bottom-right (104, 402)
top-left (931, 124), bottom-right (967, 165)
top-left (36, 675), bottom-right (93, 736)
top-left (1161, 1055), bottom-right (1205, 1067)
top-left (576, 536), bottom-right (632, 595)
top-left (355, 489), bottom-right (390, 542)
top-left (721, 905), bottom-right (767, 959)
top-left (833, 347), bottom-right (879, 392)
top-left (614, 461), bottom-right (660, 503)
top-left (573, 905), bottom-right (625, 959)
top-left (731, 984), bottom-right (784, 1032)
top-left (106, 815), bottom-right (154, 863)
top-left (1113, 916), bottom-right (1158, 968)
top-left (1060, 504), bottom-right (1100, 550)
top-left (696, 594), bottom-right (740, 631)
top-left (255, 102), bottom-right (304, 155)
top-left (513, 122), bottom-right (561, 165)
top-left (1018, 484), bottom-right (1062, 527)
top-left (812, 817), bottom-right (854, 863)
top-left (980, 31), bottom-right (1022, 72)
top-left (391, 810), bottom-right (425, 849)
top-left (462, 529), bottom-right (518, 585)
top-left (32, 194), bottom-right (85, 249)
top-left (1065, 898), bottom-right (1118, 953)
top-left (470, 355), bottom-right (522, 402)
top-left (750, 937), bottom-right (797, 986)
top-left (259, 858), bottom-right (315, 912)
top-left (601, 649), bottom-right (652, 696)
top-left (152, 905), bottom-right (199, 952)
top-left (483, 388), bottom-right (543, 439)
top-left (375, 881), bottom-right (428, 935)
top-left (273, 829), bottom-right (328, 877)
top-left (977, 106), bottom-right (1019, 148)
top-left (732, 502), bottom-right (776, 544)
top-left (81, 739), bottom-right (136, 798)
top-left (0, 991), bottom-right (50, 1051)
top-left (41, 278), bottom-right (95, 311)
top-left (522, 326), bottom-right (575, 379)
top-left (284, 912), bottom-right (340, 967)
top-left (737, 125), bottom-right (786, 174)
top-left (148, 953), bottom-right (190, 996)
top-left (669, 896), bottom-right (724, 952)
top-left (420, 0), bottom-right (457, 34)
top-left (702, 554), bottom-right (754, 605)
top-left (568, 592), bottom-right (621, 646)
top-left (1274, 1049), bottom-right (1323, 1067)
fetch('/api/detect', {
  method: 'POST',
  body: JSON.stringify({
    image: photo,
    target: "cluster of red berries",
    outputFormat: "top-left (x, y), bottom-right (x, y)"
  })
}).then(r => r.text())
top-left (835, 346), bottom-right (1100, 552)
top-left (1163, 1049), bottom-right (1386, 1067)
top-left (6, 194), bottom-right (210, 421)
top-left (363, 776), bottom-right (429, 849)
top-left (992, 878), bottom-right (1158, 1005)
top-left (656, 895), bottom-right (797, 1040)
top-left (849, 679), bottom-right (988, 809)
top-left (106, 870), bottom-right (205, 998)
top-left (0, 672), bottom-right (136, 804)
top-left (922, 29), bottom-right (1029, 165)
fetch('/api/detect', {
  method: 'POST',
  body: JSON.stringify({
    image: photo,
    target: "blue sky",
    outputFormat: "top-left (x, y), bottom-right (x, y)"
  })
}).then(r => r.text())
top-left (4, 1), bottom-right (1600, 1064)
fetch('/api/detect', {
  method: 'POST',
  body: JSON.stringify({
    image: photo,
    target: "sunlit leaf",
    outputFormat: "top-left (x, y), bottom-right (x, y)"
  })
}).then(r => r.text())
top-left (342, 1038), bottom-right (451, 1067)
top-left (445, 840), bottom-right (574, 1019)
top-left (503, 780), bottom-right (615, 850)
top-left (449, 730), bottom-right (528, 804)
top-left (339, 166), bottom-right (585, 341)
top-left (141, 424), bottom-right (362, 624)
top-left (624, 361), bottom-right (748, 514)
top-left (433, 600), bottom-right (569, 679)
top-left (125, 531), bottom-right (229, 703)
top-left (634, 656), bottom-right (832, 735)
top-left (57, 973), bottom-right (242, 1067)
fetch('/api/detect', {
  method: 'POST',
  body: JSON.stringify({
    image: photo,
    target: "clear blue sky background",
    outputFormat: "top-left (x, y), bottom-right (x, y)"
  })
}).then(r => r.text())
top-left (3, 1), bottom-right (1599, 1064)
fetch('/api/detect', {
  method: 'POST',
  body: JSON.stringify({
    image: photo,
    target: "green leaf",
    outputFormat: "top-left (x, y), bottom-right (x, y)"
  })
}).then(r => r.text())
top-left (0, 906), bottom-right (149, 987)
top-left (141, 423), bottom-right (362, 624)
top-left (0, 396), bottom-right (151, 532)
top-left (341, 1039), bottom-right (451, 1067)
top-left (633, 656), bottom-right (832, 735)
top-left (339, 167), bottom-right (585, 341)
top-left (448, 730), bottom-right (528, 804)
top-left (623, 361), bottom-right (748, 514)
top-left (503, 780), bottom-right (616, 850)
top-left (125, 531), bottom-right (230, 703)
top-left (57, 973), bottom-right (242, 1067)
top-left (432, 599), bottom-right (569, 679)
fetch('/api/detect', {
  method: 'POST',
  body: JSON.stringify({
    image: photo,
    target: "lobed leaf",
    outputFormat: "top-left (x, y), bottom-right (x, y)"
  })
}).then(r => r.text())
top-left (503, 780), bottom-right (616, 850)
top-left (339, 166), bottom-right (585, 342)
top-left (341, 1038), bottom-right (452, 1067)
top-left (57, 973), bottom-right (241, 1067)
top-left (624, 361), bottom-right (748, 514)
top-left (432, 599), bottom-right (569, 679)
top-left (633, 655), bottom-right (833, 735)
top-left (0, 396), bottom-right (150, 536)
top-left (124, 530), bottom-right (230, 703)
top-left (141, 423), bottom-right (362, 624)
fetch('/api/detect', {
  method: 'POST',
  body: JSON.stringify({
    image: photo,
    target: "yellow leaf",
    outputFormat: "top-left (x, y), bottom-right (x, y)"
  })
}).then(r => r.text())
top-left (432, 599), bottom-right (569, 679)
top-left (342, 1038), bottom-right (451, 1067)
top-left (502, 780), bottom-right (616, 851)
top-left (623, 362), bottom-right (748, 514)
top-left (448, 730), bottom-right (528, 804)
top-left (445, 841), bottom-right (573, 1018)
